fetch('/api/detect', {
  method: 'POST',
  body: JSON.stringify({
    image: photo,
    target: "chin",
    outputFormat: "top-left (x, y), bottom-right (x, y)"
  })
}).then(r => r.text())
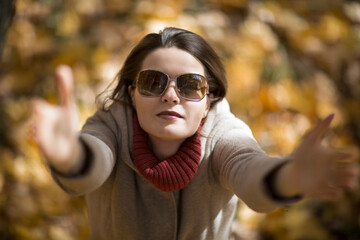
top-left (153, 128), bottom-right (194, 141)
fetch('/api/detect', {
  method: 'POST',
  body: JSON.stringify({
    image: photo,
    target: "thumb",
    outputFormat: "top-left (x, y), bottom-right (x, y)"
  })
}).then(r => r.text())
top-left (305, 113), bottom-right (335, 145)
top-left (55, 65), bottom-right (74, 107)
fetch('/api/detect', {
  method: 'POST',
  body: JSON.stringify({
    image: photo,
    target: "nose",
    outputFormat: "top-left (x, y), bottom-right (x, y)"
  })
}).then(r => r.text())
top-left (160, 80), bottom-right (180, 104)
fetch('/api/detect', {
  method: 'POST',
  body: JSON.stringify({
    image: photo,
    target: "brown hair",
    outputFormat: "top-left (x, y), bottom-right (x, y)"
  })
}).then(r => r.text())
top-left (98, 27), bottom-right (227, 109)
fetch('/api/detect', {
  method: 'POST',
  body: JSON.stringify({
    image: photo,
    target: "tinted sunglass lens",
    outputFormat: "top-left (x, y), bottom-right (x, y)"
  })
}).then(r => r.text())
top-left (138, 70), bottom-right (167, 96)
top-left (177, 74), bottom-right (206, 101)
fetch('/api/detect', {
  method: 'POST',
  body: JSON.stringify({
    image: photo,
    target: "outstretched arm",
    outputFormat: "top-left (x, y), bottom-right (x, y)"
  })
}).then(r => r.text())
top-left (274, 114), bottom-right (359, 201)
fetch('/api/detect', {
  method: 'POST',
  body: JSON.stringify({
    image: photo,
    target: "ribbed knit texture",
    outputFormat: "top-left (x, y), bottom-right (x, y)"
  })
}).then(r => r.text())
top-left (133, 115), bottom-right (202, 192)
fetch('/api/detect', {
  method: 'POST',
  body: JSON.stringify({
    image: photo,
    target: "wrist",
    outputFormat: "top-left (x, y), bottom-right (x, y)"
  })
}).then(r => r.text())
top-left (49, 137), bottom-right (85, 175)
top-left (275, 161), bottom-right (302, 197)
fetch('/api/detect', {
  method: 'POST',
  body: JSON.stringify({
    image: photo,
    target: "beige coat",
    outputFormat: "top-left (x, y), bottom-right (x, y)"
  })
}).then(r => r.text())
top-left (52, 99), bottom-right (294, 240)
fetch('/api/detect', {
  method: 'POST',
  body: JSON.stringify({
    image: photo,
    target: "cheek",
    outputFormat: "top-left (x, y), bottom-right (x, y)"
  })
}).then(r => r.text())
top-left (133, 92), bottom-right (148, 111)
top-left (187, 102), bottom-right (208, 125)
top-left (133, 94), bottom-right (157, 126)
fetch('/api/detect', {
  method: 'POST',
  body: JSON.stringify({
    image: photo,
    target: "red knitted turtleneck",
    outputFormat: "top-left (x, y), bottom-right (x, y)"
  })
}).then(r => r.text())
top-left (132, 115), bottom-right (202, 192)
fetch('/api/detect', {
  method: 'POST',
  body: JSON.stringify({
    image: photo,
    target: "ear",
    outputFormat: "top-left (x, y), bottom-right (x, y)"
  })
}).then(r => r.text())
top-left (203, 94), bottom-right (212, 119)
top-left (128, 85), bottom-right (136, 107)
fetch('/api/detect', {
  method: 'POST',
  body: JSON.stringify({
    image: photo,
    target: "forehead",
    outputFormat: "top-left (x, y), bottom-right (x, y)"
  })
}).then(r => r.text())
top-left (141, 47), bottom-right (205, 77)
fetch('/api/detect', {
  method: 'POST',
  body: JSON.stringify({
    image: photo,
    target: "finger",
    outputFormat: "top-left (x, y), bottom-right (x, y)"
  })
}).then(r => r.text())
top-left (336, 148), bottom-right (360, 163)
top-left (325, 147), bottom-right (360, 164)
top-left (55, 65), bottom-right (74, 107)
top-left (328, 149), bottom-right (355, 162)
top-left (31, 99), bottom-right (58, 139)
top-left (31, 99), bottom-right (54, 118)
top-left (309, 186), bottom-right (344, 202)
top-left (30, 99), bottom-right (45, 141)
top-left (332, 163), bottom-right (359, 190)
top-left (320, 189), bottom-right (344, 202)
top-left (309, 114), bottom-right (335, 143)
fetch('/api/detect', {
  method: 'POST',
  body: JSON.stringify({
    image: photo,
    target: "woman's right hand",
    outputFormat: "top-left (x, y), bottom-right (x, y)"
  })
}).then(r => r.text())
top-left (32, 65), bottom-right (82, 174)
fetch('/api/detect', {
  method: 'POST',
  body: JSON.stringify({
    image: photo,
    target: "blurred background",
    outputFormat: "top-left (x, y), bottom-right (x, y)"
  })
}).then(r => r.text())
top-left (1, 0), bottom-right (360, 239)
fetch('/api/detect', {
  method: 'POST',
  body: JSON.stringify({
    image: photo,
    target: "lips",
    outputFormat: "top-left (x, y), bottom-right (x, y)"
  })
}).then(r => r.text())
top-left (157, 111), bottom-right (183, 119)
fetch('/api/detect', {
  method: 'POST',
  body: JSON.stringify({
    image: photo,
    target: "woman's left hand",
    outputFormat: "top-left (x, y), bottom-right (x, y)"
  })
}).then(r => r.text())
top-left (276, 114), bottom-right (359, 201)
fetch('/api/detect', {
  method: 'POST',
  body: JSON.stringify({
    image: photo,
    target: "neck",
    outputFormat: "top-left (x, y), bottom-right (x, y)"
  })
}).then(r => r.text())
top-left (148, 136), bottom-right (185, 161)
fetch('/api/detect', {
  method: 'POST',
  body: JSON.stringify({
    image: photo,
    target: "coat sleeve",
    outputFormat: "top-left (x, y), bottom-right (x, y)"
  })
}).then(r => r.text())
top-left (51, 110), bottom-right (118, 196)
top-left (212, 125), bottom-right (298, 213)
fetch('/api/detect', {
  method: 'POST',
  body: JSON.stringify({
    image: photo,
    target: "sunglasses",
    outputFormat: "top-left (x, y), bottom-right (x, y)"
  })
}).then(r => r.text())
top-left (135, 70), bottom-right (209, 102)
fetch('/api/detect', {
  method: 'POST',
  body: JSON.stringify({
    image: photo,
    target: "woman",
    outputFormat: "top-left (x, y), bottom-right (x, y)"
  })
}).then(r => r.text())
top-left (32, 27), bottom-right (359, 239)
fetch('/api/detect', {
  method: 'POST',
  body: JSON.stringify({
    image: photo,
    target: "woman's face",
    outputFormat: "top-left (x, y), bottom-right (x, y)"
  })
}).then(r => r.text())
top-left (131, 47), bottom-right (209, 143)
